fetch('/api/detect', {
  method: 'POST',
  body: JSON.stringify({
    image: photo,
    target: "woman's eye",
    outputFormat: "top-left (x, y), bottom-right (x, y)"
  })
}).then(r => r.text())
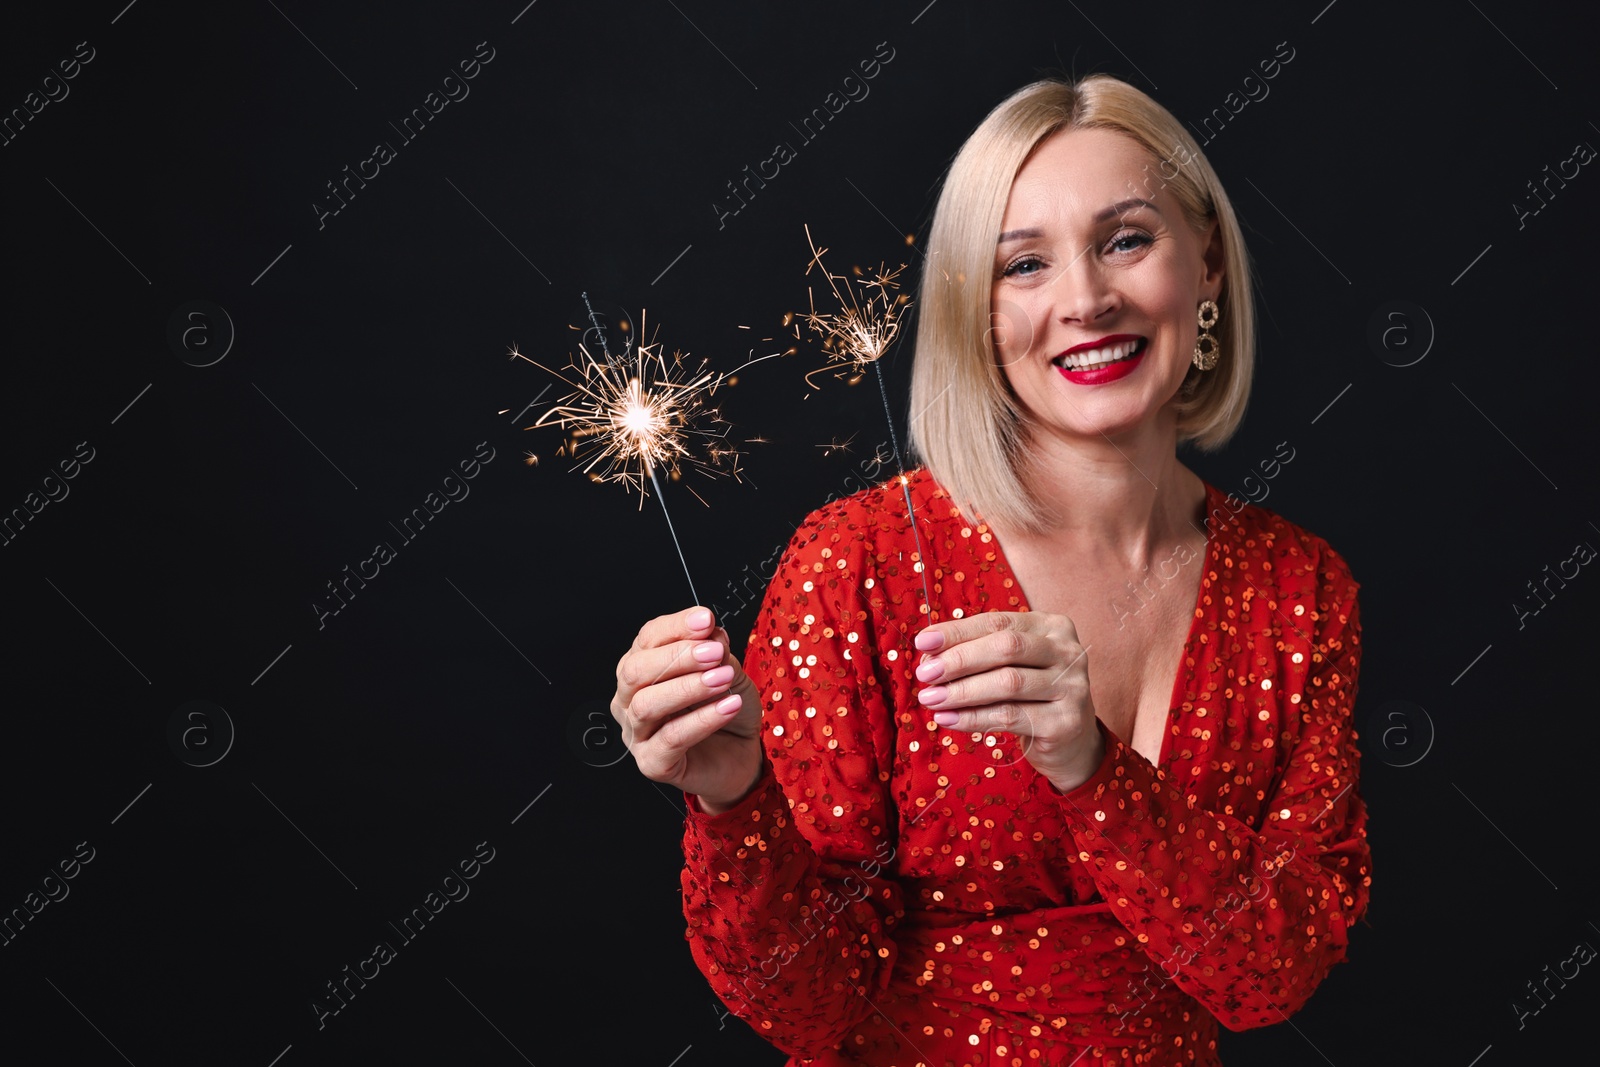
top-left (1000, 256), bottom-right (1043, 278)
top-left (1108, 231), bottom-right (1153, 254)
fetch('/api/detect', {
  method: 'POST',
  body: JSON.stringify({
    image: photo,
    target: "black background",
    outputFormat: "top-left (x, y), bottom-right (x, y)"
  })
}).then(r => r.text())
top-left (2, 1), bottom-right (1597, 1063)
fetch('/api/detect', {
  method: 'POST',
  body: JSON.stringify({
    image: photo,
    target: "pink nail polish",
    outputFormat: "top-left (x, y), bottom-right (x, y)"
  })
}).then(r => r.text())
top-left (715, 694), bottom-right (742, 715)
top-left (932, 711), bottom-right (959, 726)
top-left (919, 685), bottom-right (947, 706)
top-left (687, 608), bottom-right (712, 630)
top-left (914, 629), bottom-right (944, 652)
top-left (702, 665), bottom-right (734, 688)
top-left (692, 641), bottom-right (724, 663)
top-left (914, 657), bottom-right (944, 682)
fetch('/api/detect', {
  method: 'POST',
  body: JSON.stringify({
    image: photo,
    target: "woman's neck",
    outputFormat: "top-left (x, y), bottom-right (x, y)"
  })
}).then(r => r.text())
top-left (999, 417), bottom-right (1205, 569)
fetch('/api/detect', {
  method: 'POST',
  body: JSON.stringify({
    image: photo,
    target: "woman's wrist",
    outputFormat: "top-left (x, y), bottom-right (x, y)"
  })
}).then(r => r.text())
top-left (1045, 723), bottom-right (1107, 794)
top-left (694, 756), bottom-right (768, 816)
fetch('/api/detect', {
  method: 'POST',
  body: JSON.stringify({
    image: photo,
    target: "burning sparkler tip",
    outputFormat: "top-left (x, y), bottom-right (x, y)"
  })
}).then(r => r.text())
top-left (512, 309), bottom-right (771, 497)
top-left (793, 229), bottom-right (914, 386)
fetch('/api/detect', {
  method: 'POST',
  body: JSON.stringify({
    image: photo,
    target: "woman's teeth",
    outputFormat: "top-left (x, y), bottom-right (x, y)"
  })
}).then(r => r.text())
top-left (1055, 338), bottom-right (1143, 370)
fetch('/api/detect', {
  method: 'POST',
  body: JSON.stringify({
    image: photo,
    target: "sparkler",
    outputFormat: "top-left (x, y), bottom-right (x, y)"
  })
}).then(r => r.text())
top-left (511, 297), bottom-right (782, 603)
top-left (795, 224), bottom-right (911, 391)
top-left (792, 227), bottom-right (935, 617)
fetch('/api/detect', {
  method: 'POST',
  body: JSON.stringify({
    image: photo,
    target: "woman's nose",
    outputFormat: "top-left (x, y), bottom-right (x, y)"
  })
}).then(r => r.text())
top-left (1051, 254), bottom-right (1118, 324)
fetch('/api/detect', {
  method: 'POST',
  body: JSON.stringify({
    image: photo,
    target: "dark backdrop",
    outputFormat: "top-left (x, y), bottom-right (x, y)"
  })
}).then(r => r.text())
top-left (2, 1), bottom-right (1596, 1063)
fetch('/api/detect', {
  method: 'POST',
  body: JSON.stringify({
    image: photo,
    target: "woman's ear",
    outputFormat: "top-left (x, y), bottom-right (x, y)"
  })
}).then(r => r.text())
top-left (1200, 220), bottom-right (1226, 301)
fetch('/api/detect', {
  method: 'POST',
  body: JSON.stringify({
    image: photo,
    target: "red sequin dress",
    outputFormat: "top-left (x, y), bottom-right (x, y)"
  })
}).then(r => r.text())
top-left (680, 468), bottom-right (1371, 1066)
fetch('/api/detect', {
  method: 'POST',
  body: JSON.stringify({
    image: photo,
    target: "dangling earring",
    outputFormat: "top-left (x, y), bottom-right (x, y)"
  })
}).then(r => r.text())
top-left (1192, 299), bottom-right (1220, 371)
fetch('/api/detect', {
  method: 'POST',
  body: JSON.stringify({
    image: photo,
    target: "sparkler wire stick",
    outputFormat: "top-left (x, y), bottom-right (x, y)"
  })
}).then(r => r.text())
top-left (871, 360), bottom-right (936, 619)
top-left (647, 465), bottom-right (698, 605)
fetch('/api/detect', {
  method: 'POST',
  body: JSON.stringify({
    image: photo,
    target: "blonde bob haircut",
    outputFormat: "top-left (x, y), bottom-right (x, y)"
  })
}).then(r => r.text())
top-left (907, 74), bottom-right (1255, 534)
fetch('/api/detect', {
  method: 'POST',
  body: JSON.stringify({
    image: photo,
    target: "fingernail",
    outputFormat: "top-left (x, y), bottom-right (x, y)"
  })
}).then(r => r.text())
top-left (914, 656), bottom-right (944, 682)
top-left (687, 608), bottom-right (712, 630)
top-left (914, 629), bottom-right (944, 651)
top-left (702, 665), bottom-right (735, 688)
top-left (692, 641), bottom-right (724, 664)
top-left (715, 694), bottom-right (742, 715)
top-left (918, 685), bottom-right (947, 706)
top-left (932, 710), bottom-right (959, 726)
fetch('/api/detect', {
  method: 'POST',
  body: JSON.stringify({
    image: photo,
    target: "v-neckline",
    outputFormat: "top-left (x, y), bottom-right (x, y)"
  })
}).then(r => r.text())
top-left (973, 478), bottom-right (1222, 771)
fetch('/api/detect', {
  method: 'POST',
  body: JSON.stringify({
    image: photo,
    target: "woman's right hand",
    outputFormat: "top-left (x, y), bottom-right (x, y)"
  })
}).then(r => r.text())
top-left (611, 606), bottom-right (765, 814)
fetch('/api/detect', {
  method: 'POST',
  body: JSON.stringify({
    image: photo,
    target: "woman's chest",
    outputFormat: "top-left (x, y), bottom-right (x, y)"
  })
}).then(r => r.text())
top-left (999, 549), bottom-right (1205, 767)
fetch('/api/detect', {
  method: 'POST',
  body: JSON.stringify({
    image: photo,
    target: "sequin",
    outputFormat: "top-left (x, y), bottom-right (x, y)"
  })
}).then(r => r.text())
top-left (678, 468), bottom-right (1370, 1066)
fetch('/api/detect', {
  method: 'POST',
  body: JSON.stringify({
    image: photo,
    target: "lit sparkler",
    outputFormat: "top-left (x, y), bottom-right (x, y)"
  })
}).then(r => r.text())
top-left (790, 228), bottom-right (934, 617)
top-left (794, 224), bottom-right (912, 390)
top-left (511, 299), bottom-right (782, 603)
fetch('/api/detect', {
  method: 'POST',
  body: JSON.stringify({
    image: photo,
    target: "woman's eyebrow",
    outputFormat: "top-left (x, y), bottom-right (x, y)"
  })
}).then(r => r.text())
top-left (1094, 197), bottom-right (1161, 222)
top-left (996, 199), bottom-right (1162, 244)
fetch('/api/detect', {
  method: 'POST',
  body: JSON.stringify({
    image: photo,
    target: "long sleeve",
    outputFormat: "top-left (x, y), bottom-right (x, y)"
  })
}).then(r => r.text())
top-left (1053, 544), bottom-right (1371, 1032)
top-left (679, 505), bottom-right (906, 1058)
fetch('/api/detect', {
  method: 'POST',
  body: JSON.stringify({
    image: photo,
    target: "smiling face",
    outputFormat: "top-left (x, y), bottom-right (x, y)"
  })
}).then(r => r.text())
top-left (991, 126), bottom-right (1224, 444)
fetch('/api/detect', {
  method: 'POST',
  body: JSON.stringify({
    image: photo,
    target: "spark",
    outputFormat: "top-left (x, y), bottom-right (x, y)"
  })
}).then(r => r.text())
top-left (814, 433), bottom-right (858, 457)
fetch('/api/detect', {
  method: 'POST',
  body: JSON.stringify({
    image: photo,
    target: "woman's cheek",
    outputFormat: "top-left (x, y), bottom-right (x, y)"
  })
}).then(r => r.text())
top-left (989, 294), bottom-right (1037, 367)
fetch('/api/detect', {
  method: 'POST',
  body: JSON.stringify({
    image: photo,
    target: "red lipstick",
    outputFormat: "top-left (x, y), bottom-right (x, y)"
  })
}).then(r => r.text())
top-left (1054, 335), bottom-right (1147, 385)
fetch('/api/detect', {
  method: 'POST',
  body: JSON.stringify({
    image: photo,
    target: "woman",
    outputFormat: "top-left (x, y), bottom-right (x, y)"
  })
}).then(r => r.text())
top-left (611, 74), bottom-right (1370, 1066)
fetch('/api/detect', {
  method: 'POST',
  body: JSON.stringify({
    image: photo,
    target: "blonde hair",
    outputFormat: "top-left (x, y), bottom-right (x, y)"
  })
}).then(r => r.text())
top-left (906, 74), bottom-right (1255, 534)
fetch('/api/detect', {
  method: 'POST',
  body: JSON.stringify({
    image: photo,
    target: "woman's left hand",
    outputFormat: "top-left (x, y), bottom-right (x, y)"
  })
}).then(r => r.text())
top-left (914, 611), bottom-right (1106, 792)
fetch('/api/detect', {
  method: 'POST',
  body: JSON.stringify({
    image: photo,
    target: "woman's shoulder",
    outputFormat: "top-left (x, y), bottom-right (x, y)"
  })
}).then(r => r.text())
top-left (1210, 484), bottom-right (1360, 601)
top-left (786, 467), bottom-right (936, 550)
top-left (750, 470), bottom-right (945, 614)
